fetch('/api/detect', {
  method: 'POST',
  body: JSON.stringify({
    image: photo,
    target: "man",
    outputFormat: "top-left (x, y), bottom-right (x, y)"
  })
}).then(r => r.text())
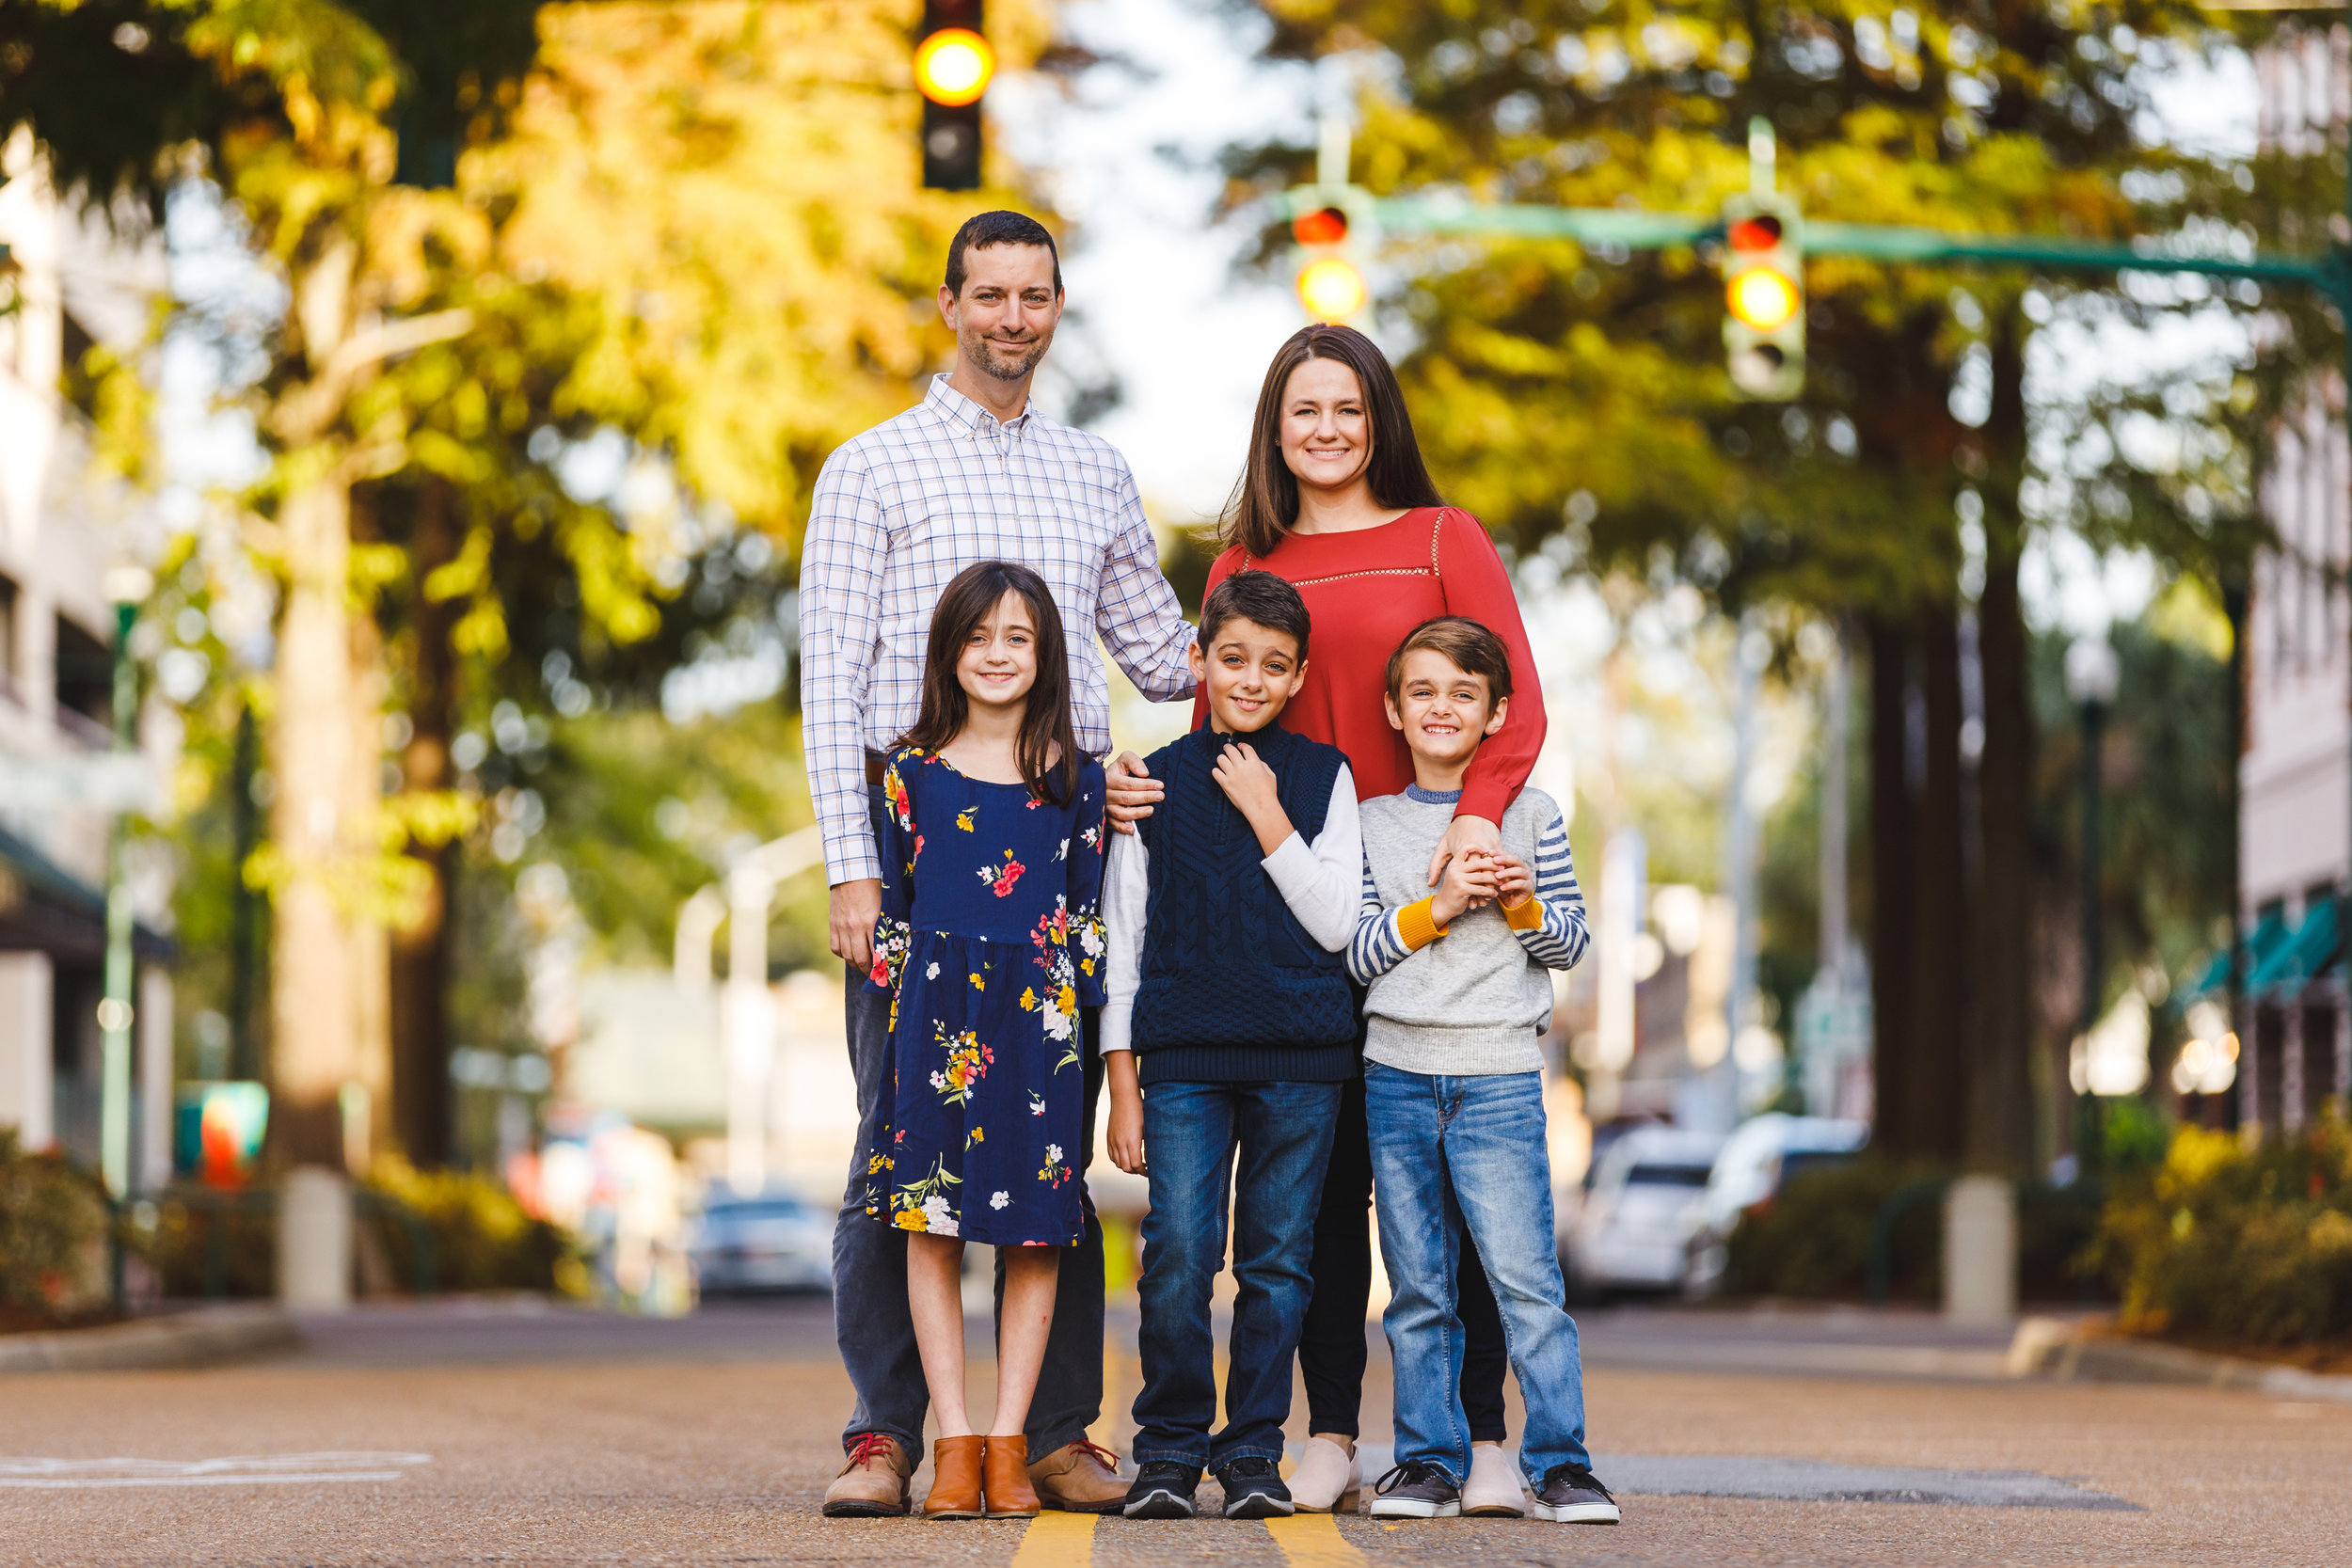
top-left (799, 209), bottom-right (1196, 1516)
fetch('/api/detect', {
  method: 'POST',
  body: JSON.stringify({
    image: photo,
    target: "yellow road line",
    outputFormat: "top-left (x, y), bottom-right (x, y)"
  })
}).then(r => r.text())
top-left (1010, 1510), bottom-right (1096, 1568)
top-left (1266, 1512), bottom-right (1368, 1566)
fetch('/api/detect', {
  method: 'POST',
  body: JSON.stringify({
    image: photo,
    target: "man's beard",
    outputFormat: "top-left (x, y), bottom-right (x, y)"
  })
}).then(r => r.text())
top-left (968, 330), bottom-right (1050, 383)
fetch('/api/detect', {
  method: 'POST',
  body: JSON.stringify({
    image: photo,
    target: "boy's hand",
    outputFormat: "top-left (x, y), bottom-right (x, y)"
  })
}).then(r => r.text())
top-left (1430, 847), bottom-right (1501, 927)
top-left (1105, 751), bottom-right (1162, 835)
top-left (1107, 1091), bottom-right (1146, 1175)
top-left (1491, 853), bottom-right (1536, 911)
top-left (1106, 1053), bottom-right (1146, 1174)
top-left (1212, 742), bottom-right (1297, 857)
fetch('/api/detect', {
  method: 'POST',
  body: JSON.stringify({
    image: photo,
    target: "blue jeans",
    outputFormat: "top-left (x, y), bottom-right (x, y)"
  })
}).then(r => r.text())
top-left (1132, 1079), bottom-right (1343, 1469)
top-left (832, 781), bottom-right (1105, 1457)
top-left (1364, 1062), bottom-right (1592, 1486)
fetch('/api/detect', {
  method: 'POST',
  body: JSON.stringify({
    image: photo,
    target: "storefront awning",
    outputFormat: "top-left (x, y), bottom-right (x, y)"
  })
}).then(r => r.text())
top-left (0, 825), bottom-right (172, 963)
top-left (2248, 897), bottom-right (2343, 1002)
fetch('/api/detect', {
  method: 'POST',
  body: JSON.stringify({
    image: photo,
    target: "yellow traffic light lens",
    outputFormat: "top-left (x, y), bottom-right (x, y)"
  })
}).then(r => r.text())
top-left (915, 28), bottom-right (994, 106)
top-left (1297, 257), bottom-right (1367, 320)
top-left (1727, 267), bottom-right (1800, 331)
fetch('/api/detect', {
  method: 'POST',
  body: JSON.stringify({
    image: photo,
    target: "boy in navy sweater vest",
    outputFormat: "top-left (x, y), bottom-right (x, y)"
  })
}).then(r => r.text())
top-left (1101, 572), bottom-right (1361, 1520)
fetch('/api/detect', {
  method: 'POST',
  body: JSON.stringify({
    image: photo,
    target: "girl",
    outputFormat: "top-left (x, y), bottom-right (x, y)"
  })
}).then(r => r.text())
top-left (861, 560), bottom-right (1110, 1521)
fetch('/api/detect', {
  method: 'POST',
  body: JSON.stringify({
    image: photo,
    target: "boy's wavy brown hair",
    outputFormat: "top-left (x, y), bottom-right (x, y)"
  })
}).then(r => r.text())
top-left (1384, 615), bottom-right (1514, 705)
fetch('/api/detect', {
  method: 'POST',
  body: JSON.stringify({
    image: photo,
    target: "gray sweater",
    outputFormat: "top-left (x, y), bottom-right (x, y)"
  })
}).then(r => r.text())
top-left (1347, 784), bottom-right (1588, 1075)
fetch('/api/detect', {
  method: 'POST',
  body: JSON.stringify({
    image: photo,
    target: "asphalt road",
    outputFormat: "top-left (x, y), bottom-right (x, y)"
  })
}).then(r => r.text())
top-left (4, 1297), bottom-right (2347, 1567)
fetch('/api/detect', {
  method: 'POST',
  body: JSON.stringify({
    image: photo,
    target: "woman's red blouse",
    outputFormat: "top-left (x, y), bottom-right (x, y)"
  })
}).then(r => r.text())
top-left (1190, 506), bottom-right (1545, 823)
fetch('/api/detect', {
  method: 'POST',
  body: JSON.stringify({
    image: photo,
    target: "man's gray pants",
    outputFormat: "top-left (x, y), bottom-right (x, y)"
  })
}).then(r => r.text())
top-left (831, 783), bottom-right (1106, 1458)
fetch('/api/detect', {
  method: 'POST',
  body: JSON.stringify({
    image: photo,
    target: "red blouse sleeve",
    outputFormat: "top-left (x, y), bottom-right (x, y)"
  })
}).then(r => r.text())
top-left (1436, 509), bottom-right (1546, 823)
top-left (1185, 546), bottom-right (1245, 735)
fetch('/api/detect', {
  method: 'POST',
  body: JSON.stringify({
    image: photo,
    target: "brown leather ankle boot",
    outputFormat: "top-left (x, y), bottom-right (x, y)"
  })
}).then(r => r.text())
top-left (982, 1435), bottom-right (1041, 1518)
top-left (923, 1436), bottom-right (986, 1520)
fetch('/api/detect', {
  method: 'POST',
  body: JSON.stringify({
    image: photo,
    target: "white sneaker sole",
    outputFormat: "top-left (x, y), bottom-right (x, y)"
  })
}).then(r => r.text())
top-left (1367, 1497), bottom-right (1463, 1518)
top-left (1533, 1500), bottom-right (1621, 1524)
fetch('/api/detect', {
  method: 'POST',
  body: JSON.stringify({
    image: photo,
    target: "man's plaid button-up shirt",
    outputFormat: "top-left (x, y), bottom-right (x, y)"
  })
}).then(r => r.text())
top-left (799, 374), bottom-right (1196, 885)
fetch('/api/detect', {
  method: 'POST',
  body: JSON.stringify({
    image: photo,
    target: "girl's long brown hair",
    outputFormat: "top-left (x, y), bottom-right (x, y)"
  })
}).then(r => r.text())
top-left (895, 561), bottom-right (1081, 805)
top-left (1220, 323), bottom-right (1444, 559)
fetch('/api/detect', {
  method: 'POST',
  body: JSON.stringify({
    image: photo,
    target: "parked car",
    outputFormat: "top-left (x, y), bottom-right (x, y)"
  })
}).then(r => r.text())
top-left (1681, 1113), bottom-right (1869, 1297)
top-left (1563, 1127), bottom-right (1727, 1296)
top-left (690, 1189), bottom-right (833, 1295)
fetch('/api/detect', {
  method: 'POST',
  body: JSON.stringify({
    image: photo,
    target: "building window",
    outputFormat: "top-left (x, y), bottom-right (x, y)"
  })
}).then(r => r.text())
top-left (54, 613), bottom-right (112, 734)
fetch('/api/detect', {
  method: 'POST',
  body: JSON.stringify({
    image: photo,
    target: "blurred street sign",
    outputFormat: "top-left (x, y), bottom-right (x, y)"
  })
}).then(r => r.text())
top-left (0, 750), bottom-right (162, 813)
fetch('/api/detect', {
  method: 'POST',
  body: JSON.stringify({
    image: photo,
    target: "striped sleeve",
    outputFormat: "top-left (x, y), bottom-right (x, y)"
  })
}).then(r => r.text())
top-left (1505, 811), bottom-right (1588, 971)
top-left (1347, 851), bottom-right (1446, 983)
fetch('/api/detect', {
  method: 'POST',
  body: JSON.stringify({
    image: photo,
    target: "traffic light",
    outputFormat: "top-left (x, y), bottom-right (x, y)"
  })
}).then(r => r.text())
top-left (1720, 194), bottom-right (1804, 400)
top-left (1293, 202), bottom-right (1368, 322)
top-left (915, 1), bottom-right (993, 191)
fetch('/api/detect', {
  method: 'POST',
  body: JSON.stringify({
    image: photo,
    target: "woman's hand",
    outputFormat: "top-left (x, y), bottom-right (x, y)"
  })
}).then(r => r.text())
top-left (1212, 741), bottom-right (1297, 856)
top-left (1106, 1053), bottom-right (1146, 1175)
top-left (1104, 751), bottom-right (1163, 835)
top-left (1429, 812), bottom-right (1502, 888)
top-left (1430, 848), bottom-right (1501, 927)
top-left (1491, 852), bottom-right (1536, 911)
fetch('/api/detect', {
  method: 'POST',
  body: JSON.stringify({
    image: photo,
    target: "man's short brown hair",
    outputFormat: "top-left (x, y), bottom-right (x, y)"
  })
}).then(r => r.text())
top-left (1385, 616), bottom-right (1514, 704)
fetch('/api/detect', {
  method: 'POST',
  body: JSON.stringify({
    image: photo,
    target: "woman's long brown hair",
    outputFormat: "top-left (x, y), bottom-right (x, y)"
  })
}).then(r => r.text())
top-left (1220, 323), bottom-right (1444, 558)
top-left (894, 560), bottom-right (1081, 805)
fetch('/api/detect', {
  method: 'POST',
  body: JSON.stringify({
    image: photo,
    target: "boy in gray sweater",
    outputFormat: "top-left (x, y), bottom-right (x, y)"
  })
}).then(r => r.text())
top-left (1345, 616), bottom-right (1617, 1526)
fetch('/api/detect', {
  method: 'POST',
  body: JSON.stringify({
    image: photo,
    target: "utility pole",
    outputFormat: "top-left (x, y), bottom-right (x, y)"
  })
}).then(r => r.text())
top-left (98, 568), bottom-right (150, 1201)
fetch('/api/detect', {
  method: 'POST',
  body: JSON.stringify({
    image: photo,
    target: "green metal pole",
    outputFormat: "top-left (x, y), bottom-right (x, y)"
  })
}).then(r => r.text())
top-left (98, 598), bottom-right (138, 1200)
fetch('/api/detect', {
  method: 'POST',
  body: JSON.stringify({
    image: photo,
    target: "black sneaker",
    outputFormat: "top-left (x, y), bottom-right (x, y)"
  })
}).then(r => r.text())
top-left (1213, 1456), bottom-right (1295, 1519)
top-left (1533, 1463), bottom-right (1621, 1524)
top-left (1367, 1459), bottom-right (1461, 1518)
top-left (1121, 1460), bottom-right (1202, 1519)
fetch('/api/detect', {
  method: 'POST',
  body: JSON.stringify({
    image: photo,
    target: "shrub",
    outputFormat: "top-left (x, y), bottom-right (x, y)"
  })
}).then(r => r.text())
top-left (1724, 1158), bottom-right (2102, 1304)
top-left (146, 1189), bottom-right (276, 1299)
top-left (362, 1158), bottom-right (580, 1294)
top-left (2094, 1113), bottom-right (2352, 1346)
top-left (0, 1129), bottom-right (112, 1323)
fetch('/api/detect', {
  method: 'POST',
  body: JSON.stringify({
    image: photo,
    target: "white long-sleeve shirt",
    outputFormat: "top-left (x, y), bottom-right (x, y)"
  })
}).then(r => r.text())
top-left (1099, 764), bottom-right (1361, 1056)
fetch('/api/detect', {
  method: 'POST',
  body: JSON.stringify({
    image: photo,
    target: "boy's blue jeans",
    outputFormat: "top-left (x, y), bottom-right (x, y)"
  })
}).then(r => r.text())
top-left (1132, 1078), bottom-right (1343, 1470)
top-left (1364, 1062), bottom-right (1593, 1487)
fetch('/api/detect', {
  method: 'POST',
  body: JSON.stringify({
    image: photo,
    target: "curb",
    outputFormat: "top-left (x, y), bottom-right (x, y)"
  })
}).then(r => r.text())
top-left (0, 1304), bottom-right (299, 1374)
top-left (2010, 1315), bottom-right (2352, 1402)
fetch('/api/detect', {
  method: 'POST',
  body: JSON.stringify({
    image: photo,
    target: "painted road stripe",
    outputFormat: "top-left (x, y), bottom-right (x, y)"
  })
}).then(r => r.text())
top-left (1266, 1513), bottom-right (1366, 1566)
top-left (1010, 1510), bottom-right (1095, 1567)
top-left (0, 1453), bottom-right (433, 1489)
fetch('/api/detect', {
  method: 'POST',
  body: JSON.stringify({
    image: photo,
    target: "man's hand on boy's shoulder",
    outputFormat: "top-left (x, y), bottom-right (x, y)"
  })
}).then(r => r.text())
top-left (1104, 751), bottom-right (1163, 834)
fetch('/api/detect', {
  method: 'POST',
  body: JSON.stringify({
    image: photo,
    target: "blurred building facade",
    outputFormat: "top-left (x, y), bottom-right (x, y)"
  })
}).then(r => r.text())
top-left (2236, 30), bottom-right (2351, 1135)
top-left (0, 134), bottom-right (176, 1180)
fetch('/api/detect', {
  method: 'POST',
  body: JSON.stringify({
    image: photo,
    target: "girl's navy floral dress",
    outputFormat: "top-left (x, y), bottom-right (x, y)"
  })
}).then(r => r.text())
top-left (862, 747), bottom-right (1107, 1246)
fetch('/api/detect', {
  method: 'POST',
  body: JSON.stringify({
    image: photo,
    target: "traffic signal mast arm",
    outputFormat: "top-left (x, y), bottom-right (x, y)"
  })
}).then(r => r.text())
top-left (1278, 186), bottom-right (2344, 295)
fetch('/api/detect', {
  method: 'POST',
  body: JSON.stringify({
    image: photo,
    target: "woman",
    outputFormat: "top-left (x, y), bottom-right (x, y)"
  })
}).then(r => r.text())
top-left (1110, 324), bottom-right (1548, 1515)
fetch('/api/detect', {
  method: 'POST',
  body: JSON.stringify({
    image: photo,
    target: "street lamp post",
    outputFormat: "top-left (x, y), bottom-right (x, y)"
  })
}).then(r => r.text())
top-left (2065, 636), bottom-right (2121, 1172)
top-left (97, 568), bottom-right (151, 1205)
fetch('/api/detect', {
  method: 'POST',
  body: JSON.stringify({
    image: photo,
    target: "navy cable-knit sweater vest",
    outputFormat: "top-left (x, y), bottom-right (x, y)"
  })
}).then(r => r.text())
top-left (1130, 724), bottom-right (1359, 1085)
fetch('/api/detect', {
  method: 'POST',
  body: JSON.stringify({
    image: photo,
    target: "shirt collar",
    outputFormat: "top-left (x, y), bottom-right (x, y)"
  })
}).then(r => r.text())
top-left (1404, 783), bottom-right (1461, 805)
top-left (924, 372), bottom-right (1034, 437)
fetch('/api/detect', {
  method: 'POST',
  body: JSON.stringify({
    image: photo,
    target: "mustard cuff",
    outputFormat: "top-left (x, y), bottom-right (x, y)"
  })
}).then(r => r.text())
top-left (1502, 896), bottom-right (1545, 932)
top-left (1395, 898), bottom-right (1447, 951)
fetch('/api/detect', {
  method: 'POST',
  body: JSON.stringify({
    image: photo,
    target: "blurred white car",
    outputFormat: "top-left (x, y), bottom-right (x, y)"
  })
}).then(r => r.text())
top-left (1681, 1113), bottom-right (1869, 1296)
top-left (1563, 1128), bottom-right (1726, 1295)
top-left (690, 1189), bottom-right (833, 1295)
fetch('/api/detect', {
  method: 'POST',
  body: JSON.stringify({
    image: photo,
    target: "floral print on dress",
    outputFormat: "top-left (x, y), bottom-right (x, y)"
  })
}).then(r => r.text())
top-left (857, 748), bottom-right (1108, 1247)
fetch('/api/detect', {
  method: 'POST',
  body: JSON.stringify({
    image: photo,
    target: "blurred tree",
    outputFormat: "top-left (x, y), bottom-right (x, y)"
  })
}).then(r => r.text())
top-left (1244, 0), bottom-right (2281, 1163)
top-left (4, 0), bottom-right (1053, 1166)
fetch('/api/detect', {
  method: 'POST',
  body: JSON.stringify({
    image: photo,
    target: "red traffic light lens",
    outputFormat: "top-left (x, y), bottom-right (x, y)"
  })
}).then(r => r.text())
top-left (1727, 214), bottom-right (1784, 252)
top-left (1293, 205), bottom-right (1349, 246)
